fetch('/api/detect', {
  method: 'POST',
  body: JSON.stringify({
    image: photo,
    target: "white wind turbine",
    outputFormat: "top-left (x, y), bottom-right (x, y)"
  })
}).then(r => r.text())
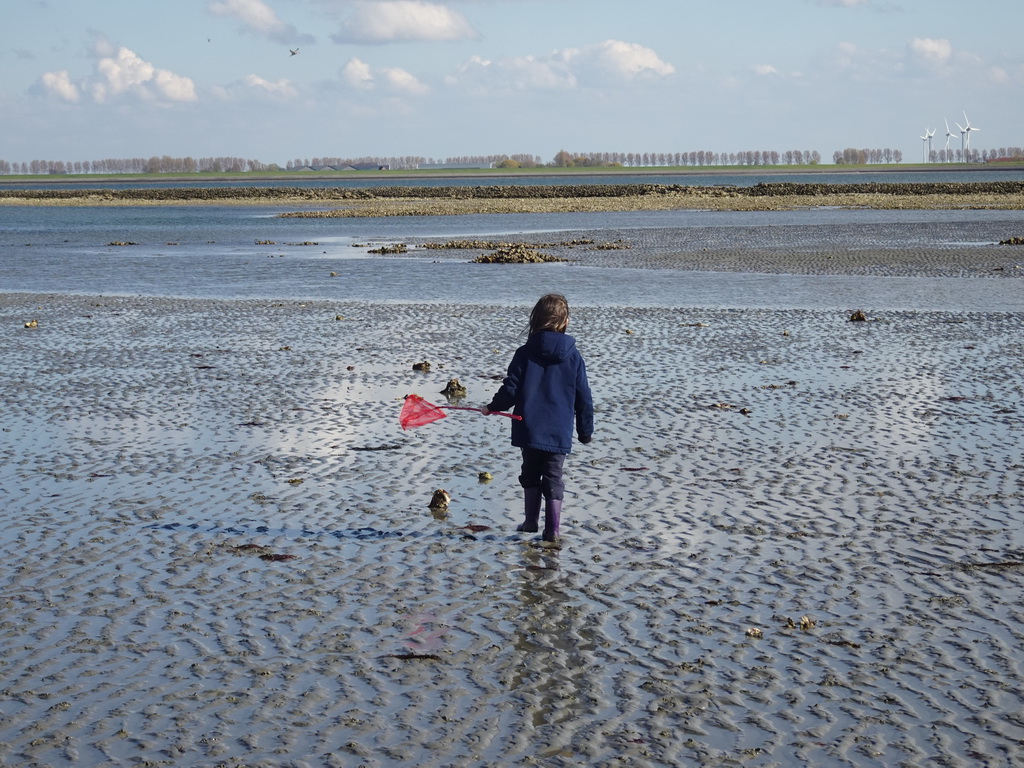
top-left (955, 117), bottom-right (967, 158)
top-left (926, 128), bottom-right (936, 161)
top-left (961, 111), bottom-right (979, 153)
top-left (944, 118), bottom-right (955, 160)
top-left (920, 129), bottom-right (929, 163)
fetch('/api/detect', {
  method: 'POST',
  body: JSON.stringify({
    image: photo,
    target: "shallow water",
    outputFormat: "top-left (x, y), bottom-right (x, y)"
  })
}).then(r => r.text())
top-left (3, 205), bottom-right (1024, 311)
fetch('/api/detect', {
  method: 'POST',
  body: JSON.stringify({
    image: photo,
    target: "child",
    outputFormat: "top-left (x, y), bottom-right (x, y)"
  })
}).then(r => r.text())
top-left (483, 294), bottom-right (594, 543)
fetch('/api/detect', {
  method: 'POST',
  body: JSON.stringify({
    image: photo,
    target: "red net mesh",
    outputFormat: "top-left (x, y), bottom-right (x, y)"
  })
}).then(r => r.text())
top-left (399, 394), bottom-right (448, 429)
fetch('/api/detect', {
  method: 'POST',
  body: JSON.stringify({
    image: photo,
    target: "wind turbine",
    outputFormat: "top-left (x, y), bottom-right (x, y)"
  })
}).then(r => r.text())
top-left (926, 128), bottom-right (935, 162)
top-left (962, 111), bottom-right (979, 154)
top-left (920, 129), bottom-right (932, 163)
top-left (955, 118), bottom-right (967, 158)
top-left (943, 118), bottom-right (955, 160)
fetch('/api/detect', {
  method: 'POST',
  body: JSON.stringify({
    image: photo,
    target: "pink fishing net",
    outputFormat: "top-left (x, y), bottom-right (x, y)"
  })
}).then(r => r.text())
top-left (399, 394), bottom-right (448, 429)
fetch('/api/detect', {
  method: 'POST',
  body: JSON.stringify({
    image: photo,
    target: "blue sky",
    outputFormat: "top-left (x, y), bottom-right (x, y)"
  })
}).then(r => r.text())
top-left (2, 0), bottom-right (1020, 166)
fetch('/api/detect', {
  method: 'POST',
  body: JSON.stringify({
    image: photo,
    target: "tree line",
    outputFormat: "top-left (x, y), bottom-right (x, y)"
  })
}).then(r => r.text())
top-left (833, 148), bottom-right (904, 165)
top-left (0, 156), bottom-right (270, 175)
top-left (3, 146), bottom-right (1022, 176)
top-left (834, 146), bottom-right (1024, 165)
top-left (285, 155), bottom-right (544, 170)
top-left (549, 149), bottom-right (823, 167)
top-left (928, 147), bottom-right (1023, 164)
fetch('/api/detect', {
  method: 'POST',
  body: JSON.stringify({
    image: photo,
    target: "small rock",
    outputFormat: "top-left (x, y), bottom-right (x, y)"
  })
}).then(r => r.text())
top-left (367, 243), bottom-right (408, 255)
top-left (440, 377), bottom-right (467, 398)
top-left (413, 361), bottom-right (431, 372)
top-left (428, 489), bottom-right (451, 512)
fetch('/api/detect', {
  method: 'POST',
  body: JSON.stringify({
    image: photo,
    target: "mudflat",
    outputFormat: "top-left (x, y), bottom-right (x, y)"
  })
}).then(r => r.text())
top-left (2, 290), bottom-right (1022, 766)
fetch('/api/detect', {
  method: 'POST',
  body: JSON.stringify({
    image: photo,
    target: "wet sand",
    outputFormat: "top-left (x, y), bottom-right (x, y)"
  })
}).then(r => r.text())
top-left (405, 230), bottom-right (1024, 280)
top-left (2, 288), bottom-right (1023, 767)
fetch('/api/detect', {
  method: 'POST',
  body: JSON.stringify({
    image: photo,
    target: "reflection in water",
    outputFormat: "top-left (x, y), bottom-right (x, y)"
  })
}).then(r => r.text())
top-left (508, 547), bottom-right (599, 736)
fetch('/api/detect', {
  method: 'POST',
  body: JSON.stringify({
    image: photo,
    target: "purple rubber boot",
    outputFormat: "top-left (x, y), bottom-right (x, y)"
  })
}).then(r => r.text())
top-left (542, 498), bottom-right (562, 543)
top-left (517, 487), bottom-right (542, 532)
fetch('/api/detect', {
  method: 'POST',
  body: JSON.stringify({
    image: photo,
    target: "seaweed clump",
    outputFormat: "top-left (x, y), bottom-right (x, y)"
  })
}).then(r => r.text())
top-left (471, 243), bottom-right (564, 264)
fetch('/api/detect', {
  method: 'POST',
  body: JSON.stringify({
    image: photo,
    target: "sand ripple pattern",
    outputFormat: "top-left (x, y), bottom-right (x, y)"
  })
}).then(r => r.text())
top-left (2, 294), bottom-right (1023, 767)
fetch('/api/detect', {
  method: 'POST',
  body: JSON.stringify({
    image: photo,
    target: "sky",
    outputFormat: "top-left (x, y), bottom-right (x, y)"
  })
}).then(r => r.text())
top-left (2, 0), bottom-right (1021, 167)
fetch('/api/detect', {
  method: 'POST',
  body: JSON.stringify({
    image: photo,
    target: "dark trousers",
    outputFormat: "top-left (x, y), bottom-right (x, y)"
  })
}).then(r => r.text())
top-left (518, 448), bottom-right (566, 500)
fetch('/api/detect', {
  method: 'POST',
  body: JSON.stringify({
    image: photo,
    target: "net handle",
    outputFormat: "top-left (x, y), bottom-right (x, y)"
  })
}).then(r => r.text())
top-left (443, 405), bottom-right (522, 421)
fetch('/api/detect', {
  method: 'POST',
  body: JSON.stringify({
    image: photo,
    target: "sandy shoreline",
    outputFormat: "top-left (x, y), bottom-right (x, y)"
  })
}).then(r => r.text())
top-left (3, 290), bottom-right (1023, 766)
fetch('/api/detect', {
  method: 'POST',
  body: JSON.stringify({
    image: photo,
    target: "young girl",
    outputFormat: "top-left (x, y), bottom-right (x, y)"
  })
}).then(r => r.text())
top-left (483, 294), bottom-right (594, 543)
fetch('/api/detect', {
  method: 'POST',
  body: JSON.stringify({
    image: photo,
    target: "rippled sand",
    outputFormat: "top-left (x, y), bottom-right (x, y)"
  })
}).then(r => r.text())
top-left (2, 293), bottom-right (1023, 767)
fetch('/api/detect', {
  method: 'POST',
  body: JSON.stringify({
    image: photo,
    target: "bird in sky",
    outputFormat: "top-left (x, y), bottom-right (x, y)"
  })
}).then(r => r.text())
top-left (289, 48), bottom-right (299, 56)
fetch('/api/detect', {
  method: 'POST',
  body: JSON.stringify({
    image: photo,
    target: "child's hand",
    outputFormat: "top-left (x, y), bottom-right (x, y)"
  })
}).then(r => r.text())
top-left (480, 406), bottom-right (492, 416)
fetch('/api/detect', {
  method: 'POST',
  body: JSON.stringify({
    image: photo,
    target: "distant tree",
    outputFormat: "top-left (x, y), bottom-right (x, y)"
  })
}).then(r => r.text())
top-left (552, 149), bottom-right (573, 167)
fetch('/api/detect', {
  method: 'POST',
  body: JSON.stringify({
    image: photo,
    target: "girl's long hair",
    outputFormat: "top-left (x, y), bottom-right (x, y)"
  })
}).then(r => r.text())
top-left (529, 293), bottom-right (569, 335)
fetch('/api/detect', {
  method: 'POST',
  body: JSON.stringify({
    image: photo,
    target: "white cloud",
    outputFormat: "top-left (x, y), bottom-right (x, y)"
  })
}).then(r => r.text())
top-left (153, 69), bottom-right (199, 101)
top-left (987, 66), bottom-right (1009, 85)
top-left (753, 64), bottom-right (779, 76)
top-left (38, 39), bottom-right (196, 106)
top-left (342, 58), bottom-right (375, 90)
top-left (340, 57), bottom-right (429, 94)
top-left (810, 36), bottom-right (1018, 95)
top-left (209, 71), bottom-right (299, 101)
top-left (243, 74), bottom-right (298, 97)
top-left (449, 40), bottom-right (673, 94)
top-left (380, 67), bottom-right (430, 95)
top-left (513, 55), bottom-right (577, 89)
top-left (330, 0), bottom-right (478, 44)
top-left (567, 40), bottom-right (675, 82)
top-left (449, 50), bottom-right (584, 94)
top-left (908, 37), bottom-right (952, 65)
top-left (208, 0), bottom-right (311, 43)
top-left (41, 70), bottom-right (80, 102)
top-left (90, 46), bottom-right (197, 103)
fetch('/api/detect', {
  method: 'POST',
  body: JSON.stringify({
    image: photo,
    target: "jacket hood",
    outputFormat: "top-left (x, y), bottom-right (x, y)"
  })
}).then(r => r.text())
top-left (525, 330), bottom-right (576, 363)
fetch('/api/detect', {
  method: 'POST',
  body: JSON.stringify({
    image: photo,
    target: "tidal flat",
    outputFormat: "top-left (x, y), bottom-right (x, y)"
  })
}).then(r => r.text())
top-left (2, 291), bottom-right (1022, 766)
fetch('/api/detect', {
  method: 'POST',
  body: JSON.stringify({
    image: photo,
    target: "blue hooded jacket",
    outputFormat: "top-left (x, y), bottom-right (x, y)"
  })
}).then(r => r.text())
top-left (487, 330), bottom-right (594, 454)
